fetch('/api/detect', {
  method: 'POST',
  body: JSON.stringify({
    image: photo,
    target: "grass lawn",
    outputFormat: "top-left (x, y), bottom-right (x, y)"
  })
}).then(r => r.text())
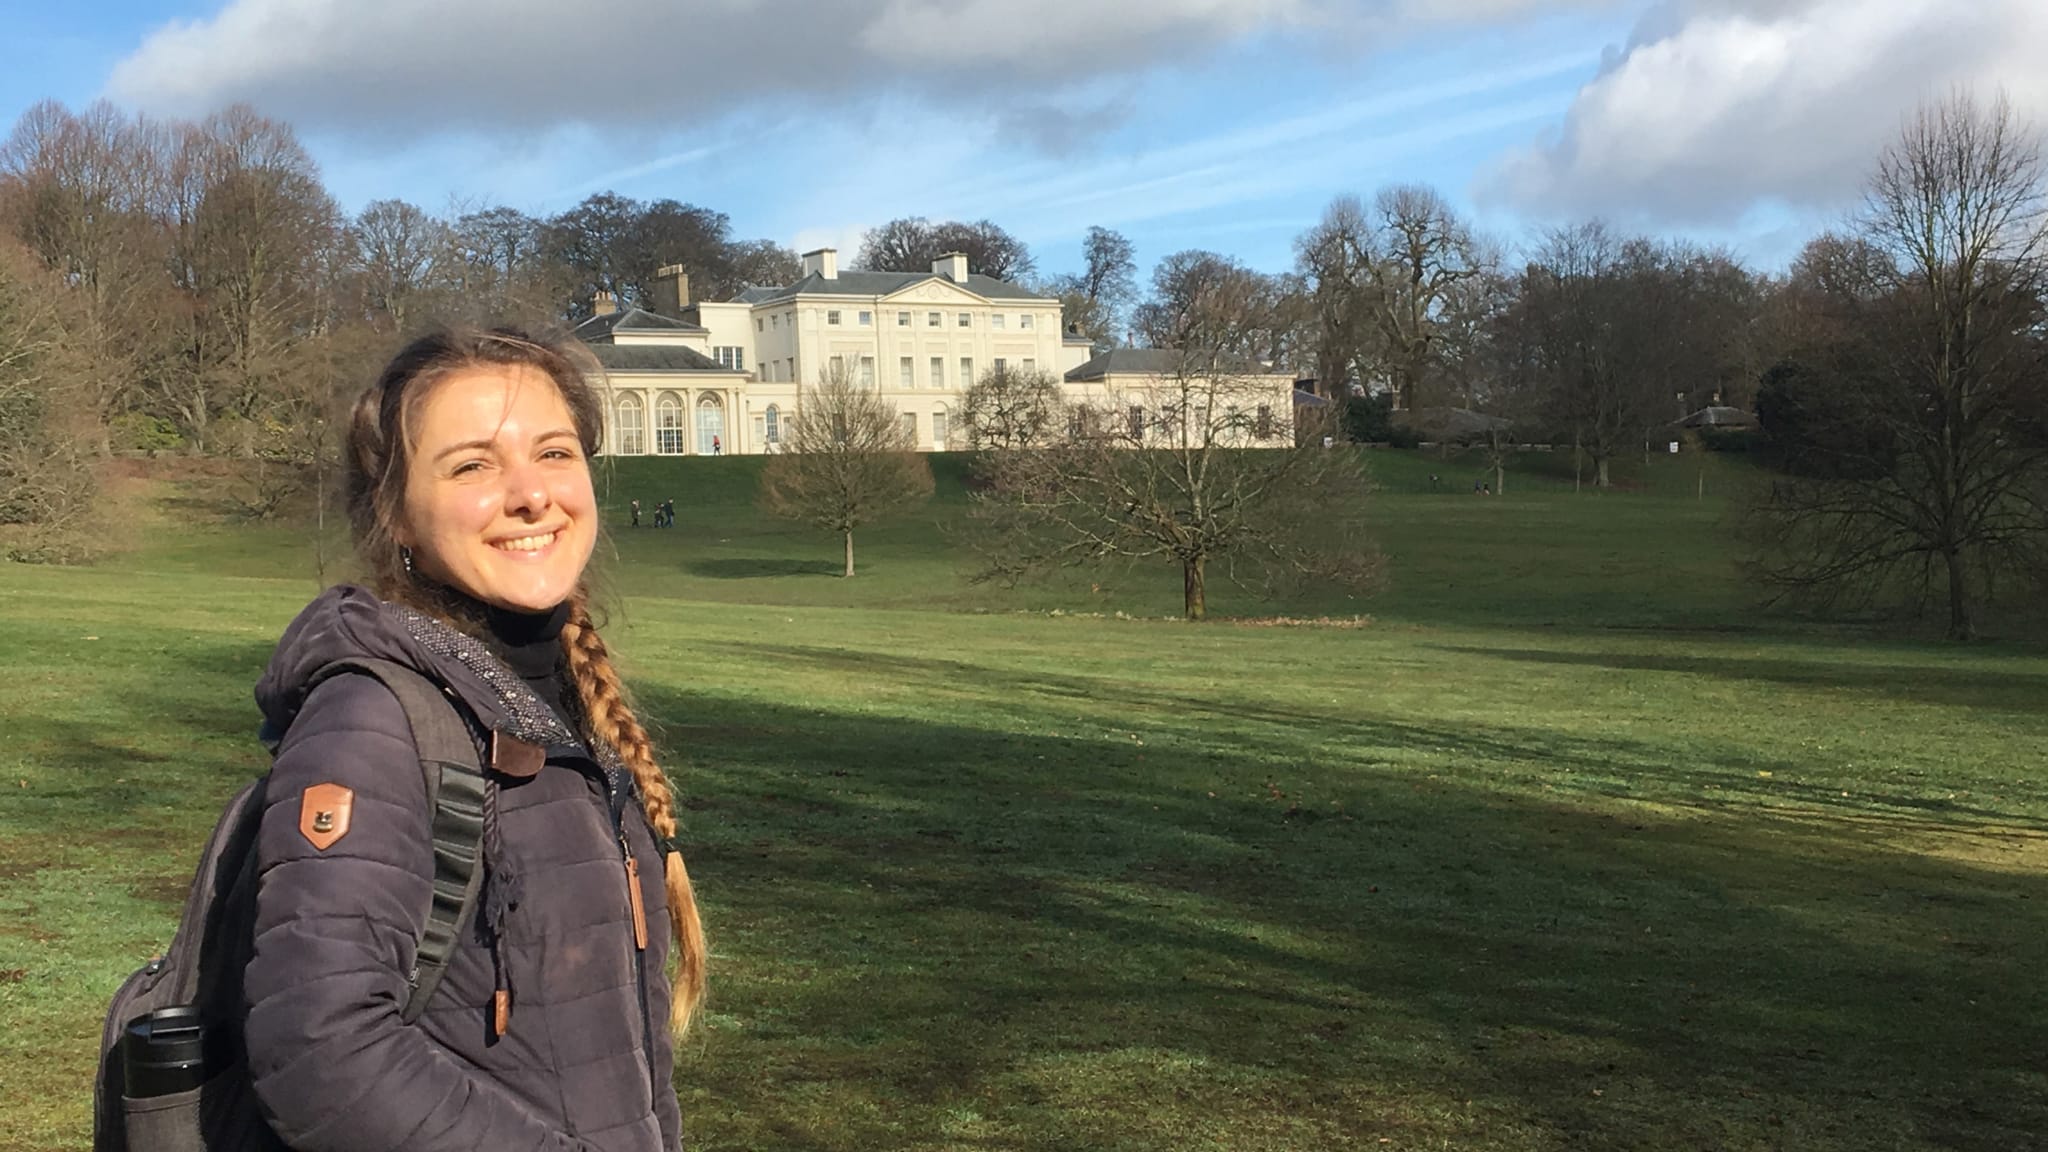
top-left (2, 449), bottom-right (2044, 1150)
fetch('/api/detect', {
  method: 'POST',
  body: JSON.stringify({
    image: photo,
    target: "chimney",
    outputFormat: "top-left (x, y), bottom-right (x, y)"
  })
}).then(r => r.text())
top-left (801, 248), bottom-right (838, 280)
top-left (592, 290), bottom-right (616, 318)
top-left (934, 252), bottom-right (969, 283)
top-left (649, 264), bottom-right (691, 319)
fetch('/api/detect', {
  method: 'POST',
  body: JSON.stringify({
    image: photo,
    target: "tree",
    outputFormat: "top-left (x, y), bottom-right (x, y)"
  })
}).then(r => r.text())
top-left (349, 198), bottom-right (447, 332)
top-left (853, 217), bottom-right (1036, 281)
top-left (0, 240), bottom-right (96, 549)
top-left (1132, 250), bottom-right (1279, 359)
top-left (758, 360), bottom-right (934, 577)
top-left (970, 349), bottom-right (1381, 620)
top-left (1044, 226), bottom-right (1136, 349)
top-left (961, 364), bottom-right (1064, 450)
top-left (1750, 92), bottom-right (2048, 639)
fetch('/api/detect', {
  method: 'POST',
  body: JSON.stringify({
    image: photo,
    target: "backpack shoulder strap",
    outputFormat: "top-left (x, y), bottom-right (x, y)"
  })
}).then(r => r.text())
top-left (303, 657), bottom-right (487, 1025)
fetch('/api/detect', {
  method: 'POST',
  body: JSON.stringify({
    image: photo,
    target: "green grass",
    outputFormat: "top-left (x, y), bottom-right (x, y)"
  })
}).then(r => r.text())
top-left (3, 450), bottom-right (2045, 1150)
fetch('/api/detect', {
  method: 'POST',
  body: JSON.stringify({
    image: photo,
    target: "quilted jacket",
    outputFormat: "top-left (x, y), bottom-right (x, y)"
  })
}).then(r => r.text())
top-left (246, 584), bottom-right (680, 1152)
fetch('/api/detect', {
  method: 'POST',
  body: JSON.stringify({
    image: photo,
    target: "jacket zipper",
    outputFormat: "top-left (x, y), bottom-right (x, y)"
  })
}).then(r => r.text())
top-left (607, 771), bottom-right (659, 1107)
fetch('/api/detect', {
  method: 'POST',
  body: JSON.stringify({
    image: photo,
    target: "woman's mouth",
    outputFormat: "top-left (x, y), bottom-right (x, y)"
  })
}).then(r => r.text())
top-left (492, 529), bottom-right (559, 554)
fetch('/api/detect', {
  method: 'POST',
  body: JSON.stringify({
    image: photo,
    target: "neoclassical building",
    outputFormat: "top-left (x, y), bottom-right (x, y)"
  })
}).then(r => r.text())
top-left (575, 249), bottom-right (1295, 454)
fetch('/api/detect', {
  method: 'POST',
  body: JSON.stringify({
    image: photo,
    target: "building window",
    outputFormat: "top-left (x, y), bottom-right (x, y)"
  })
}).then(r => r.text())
top-left (1021, 358), bottom-right (1035, 372)
top-left (859, 356), bottom-right (875, 388)
top-left (765, 404), bottom-right (781, 446)
top-left (715, 346), bottom-right (745, 371)
top-left (993, 357), bottom-right (1006, 373)
top-left (927, 311), bottom-right (941, 327)
top-left (933, 409), bottom-right (949, 448)
top-left (957, 312), bottom-right (971, 328)
top-left (901, 412), bottom-right (916, 442)
top-left (960, 356), bottom-right (974, 384)
top-left (899, 356), bottom-right (914, 389)
top-left (897, 311), bottom-right (911, 327)
top-left (755, 318), bottom-right (764, 332)
top-left (770, 314), bottom-right (778, 329)
top-left (615, 394), bottom-right (645, 455)
top-left (696, 394), bottom-right (726, 455)
top-left (655, 393), bottom-right (686, 455)
top-left (1019, 314), bottom-right (1034, 330)
top-left (991, 313), bottom-right (1005, 330)
top-left (827, 310), bottom-right (841, 326)
top-left (1128, 406), bottom-right (1145, 441)
top-left (858, 310), bottom-right (872, 326)
top-left (1256, 405), bottom-right (1275, 438)
top-left (930, 356), bottom-right (944, 388)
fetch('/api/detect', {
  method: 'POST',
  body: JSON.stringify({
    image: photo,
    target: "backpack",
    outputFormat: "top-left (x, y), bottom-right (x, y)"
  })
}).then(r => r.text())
top-left (93, 658), bottom-right (492, 1152)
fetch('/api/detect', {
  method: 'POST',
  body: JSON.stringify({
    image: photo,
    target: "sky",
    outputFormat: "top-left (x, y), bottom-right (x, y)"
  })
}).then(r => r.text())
top-left (6, 0), bottom-right (2048, 284)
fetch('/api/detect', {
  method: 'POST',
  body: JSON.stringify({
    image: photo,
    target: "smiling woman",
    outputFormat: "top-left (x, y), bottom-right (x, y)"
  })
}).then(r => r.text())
top-left (219, 328), bottom-right (708, 1151)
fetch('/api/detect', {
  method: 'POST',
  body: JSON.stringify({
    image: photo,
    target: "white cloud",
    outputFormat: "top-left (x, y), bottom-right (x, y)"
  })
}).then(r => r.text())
top-left (104, 0), bottom-right (1601, 141)
top-left (1483, 0), bottom-right (2048, 224)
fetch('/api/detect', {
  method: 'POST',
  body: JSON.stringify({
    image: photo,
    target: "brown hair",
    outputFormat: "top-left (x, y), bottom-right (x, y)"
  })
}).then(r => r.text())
top-left (344, 326), bottom-right (706, 1034)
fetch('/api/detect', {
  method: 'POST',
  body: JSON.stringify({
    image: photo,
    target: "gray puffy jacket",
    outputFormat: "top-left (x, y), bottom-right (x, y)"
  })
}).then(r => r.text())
top-left (248, 585), bottom-right (680, 1152)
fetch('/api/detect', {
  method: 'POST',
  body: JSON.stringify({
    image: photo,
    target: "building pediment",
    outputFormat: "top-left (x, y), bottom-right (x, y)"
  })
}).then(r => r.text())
top-left (881, 278), bottom-right (987, 306)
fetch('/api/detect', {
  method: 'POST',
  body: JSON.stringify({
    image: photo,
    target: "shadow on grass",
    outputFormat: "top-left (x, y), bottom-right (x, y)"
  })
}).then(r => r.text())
top-left (1437, 643), bottom-right (2048, 717)
top-left (635, 682), bottom-right (2048, 1151)
top-left (686, 557), bottom-right (845, 580)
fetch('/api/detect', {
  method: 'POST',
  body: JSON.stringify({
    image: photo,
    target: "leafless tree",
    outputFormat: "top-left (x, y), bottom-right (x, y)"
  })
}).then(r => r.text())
top-left (961, 364), bottom-right (1064, 450)
top-left (1751, 91), bottom-right (2048, 639)
top-left (350, 198), bottom-right (448, 332)
top-left (0, 240), bottom-right (96, 550)
top-left (1132, 250), bottom-right (1283, 361)
top-left (1043, 226), bottom-right (1137, 349)
top-left (971, 350), bottom-right (1380, 619)
top-left (758, 360), bottom-right (934, 577)
top-left (854, 217), bottom-right (1035, 281)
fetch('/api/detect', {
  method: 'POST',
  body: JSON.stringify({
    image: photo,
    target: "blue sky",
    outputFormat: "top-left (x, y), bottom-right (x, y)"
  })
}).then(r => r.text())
top-left (7, 0), bottom-right (2044, 284)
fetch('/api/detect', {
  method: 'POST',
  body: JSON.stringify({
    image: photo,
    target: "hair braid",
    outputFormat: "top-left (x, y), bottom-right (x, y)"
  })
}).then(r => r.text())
top-left (559, 588), bottom-right (706, 1035)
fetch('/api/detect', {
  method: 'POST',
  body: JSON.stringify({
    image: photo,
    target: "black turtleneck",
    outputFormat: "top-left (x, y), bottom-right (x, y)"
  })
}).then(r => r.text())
top-left (473, 598), bottom-right (576, 733)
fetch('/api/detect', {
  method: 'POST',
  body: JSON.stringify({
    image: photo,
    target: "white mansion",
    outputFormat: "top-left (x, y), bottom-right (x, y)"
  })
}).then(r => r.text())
top-left (574, 248), bottom-right (1296, 455)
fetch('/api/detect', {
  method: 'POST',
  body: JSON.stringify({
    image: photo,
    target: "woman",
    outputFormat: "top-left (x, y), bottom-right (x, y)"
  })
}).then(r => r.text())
top-left (244, 328), bottom-right (704, 1152)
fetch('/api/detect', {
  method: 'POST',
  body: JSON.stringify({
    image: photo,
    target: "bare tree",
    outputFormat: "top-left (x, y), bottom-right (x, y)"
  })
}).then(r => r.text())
top-left (853, 217), bottom-right (1036, 281)
top-left (1132, 250), bottom-right (1280, 359)
top-left (961, 364), bottom-right (1064, 450)
top-left (1365, 185), bottom-right (1487, 411)
top-left (971, 350), bottom-right (1380, 619)
top-left (350, 198), bottom-right (448, 332)
top-left (0, 240), bottom-right (96, 550)
top-left (1044, 226), bottom-right (1136, 349)
top-left (758, 360), bottom-right (934, 577)
top-left (1751, 91), bottom-right (2048, 639)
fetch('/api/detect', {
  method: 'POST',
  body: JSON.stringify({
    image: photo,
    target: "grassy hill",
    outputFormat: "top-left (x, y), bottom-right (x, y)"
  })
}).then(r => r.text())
top-left (3, 448), bottom-right (2044, 1151)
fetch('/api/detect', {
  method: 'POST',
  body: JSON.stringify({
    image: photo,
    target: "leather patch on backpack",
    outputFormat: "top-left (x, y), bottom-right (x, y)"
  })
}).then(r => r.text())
top-left (300, 783), bottom-right (354, 851)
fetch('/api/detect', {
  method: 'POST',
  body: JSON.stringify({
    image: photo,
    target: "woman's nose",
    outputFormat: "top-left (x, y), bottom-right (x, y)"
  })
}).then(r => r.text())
top-left (502, 460), bottom-right (552, 517)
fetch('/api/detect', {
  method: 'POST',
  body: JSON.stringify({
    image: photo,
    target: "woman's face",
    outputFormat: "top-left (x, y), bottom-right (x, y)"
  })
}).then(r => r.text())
top-left (399, 364), bottom-right (598, 613)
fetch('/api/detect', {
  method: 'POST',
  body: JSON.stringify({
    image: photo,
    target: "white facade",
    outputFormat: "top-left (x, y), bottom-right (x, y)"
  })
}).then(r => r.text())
top-left (579, 251), bottom-right (1266, 456)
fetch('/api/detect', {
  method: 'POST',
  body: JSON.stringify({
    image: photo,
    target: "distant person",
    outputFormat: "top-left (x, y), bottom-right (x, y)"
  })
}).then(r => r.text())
top-left (661, 498), bottom-right (676, 528)
top-left (239, 328), bottom-right (702, 1151)
top-left (630, 498), bottom-right (641, 528)
top-left (711, 435), bottom-right (722, 456)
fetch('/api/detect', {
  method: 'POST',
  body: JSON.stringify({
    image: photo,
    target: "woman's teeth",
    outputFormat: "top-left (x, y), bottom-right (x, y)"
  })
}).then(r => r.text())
top-left (494, 531), bottom-right (557, 553)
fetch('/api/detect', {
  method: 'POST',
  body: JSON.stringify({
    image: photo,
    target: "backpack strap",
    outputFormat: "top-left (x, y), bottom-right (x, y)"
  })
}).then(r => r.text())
top-left (303, 657), bottom-right (489, 1025)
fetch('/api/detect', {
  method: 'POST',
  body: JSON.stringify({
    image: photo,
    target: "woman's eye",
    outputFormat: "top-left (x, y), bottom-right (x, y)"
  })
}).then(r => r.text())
top-left (451, 460), bottom-right (487, 476)
top-left (543, 448), bottom-right (578, 462)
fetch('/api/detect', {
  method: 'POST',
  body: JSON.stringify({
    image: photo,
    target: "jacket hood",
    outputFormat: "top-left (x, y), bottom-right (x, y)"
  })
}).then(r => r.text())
top-left (257, 583), bottom-right (583, 754)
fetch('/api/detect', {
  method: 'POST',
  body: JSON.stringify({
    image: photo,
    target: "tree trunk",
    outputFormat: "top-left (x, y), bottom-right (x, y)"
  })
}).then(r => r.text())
top-left (1945, 547), bottom-right (1973, 641)
top-left (1184, 556), bottom-right (1207, 621)
top-left (1494, 456), bottom-right (1504, 496)
top-left (843, 530), bottom-right (855, 578)
top-left (1595, 455), bottom-right (1611, 489)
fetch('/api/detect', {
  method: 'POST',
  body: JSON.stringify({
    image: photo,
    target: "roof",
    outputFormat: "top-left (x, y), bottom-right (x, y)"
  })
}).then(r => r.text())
top-left (1678, 405), bottom-right (1758, 429)
top-left (1293, 388), bottom-right (1332, 409)
top-left (573, 307), bottom-right (706, 340)
top-left (1063, 348), bottom-right (1278, 382)
top-left (733, 269), bottom-right (1053, 305)
top-left (585, 344), bottom-right (736, 374)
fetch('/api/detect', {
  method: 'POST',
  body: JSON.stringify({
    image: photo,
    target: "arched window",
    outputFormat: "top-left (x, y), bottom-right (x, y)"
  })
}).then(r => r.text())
top-left (655, 393), bottom-right (685, 455)
top-left (764, 403), bottom-right (781, 447)
top-left (695, 393), bottom-right (726, 455)
top-left (615, 394), bottom-right (646, 455)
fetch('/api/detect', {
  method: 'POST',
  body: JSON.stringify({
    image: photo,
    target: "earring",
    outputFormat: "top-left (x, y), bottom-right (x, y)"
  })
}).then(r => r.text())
top-left (401, 546), bottom-right (415, 576)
